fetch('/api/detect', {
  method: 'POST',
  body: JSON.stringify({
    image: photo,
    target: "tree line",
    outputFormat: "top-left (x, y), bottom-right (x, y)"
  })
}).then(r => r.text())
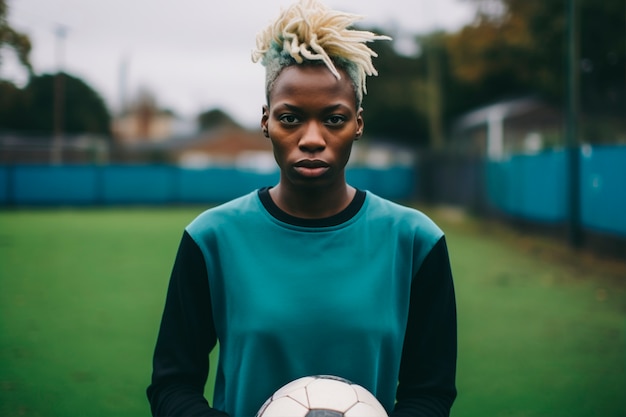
top-left (364, 0), bottom-right (625, 147)
top-left (1, 0), bottom-right (624, 147)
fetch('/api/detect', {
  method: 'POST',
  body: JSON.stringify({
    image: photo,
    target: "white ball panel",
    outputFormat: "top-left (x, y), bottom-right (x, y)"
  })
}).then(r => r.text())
top-left (286, 386), bottom-right (310, 408)
top-left (306, 378), bottom-right (358, 412)
top-left (351, 384), bottom-right (387, 415)
top-left (272, 376), bottom-right (316, 400)
top-left (261, 396), bottom-right (310, 417)
top-left (345, 402), bottom-right (388, 417)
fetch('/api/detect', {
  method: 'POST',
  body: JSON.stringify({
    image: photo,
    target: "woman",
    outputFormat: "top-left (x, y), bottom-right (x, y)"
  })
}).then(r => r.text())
top-left (147, 1), bottom-right (457, 416)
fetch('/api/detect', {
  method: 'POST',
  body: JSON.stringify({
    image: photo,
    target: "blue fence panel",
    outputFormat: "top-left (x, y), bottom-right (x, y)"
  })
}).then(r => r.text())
top-left (178, 168), bottom-right (279, 203)
top-left (12, 165), bottom-right (98, 205)
top-left (346, 168), bottom-right (374, 195)
top-left (523, 151), bottom-right (565, 222)
top-left (581, 145), bottom-right (626, 237)
top-left (348, 166), bottom-right (416, 200)
top-left (235, 169), bottom-right (281, 198)
top-left (488, 151), bottom-right (566, 223)
top-left (485, 161), bottom-right (508, 211)
top-left (504, 156), bottom-right (525, 216)
top-left (102, 165), bottom-right (176, 204)
top-left (0, 166), bottom-right (7, 204)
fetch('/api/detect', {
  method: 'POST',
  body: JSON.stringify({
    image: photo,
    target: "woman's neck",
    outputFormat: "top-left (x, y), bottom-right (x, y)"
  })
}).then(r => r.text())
top-left (269, 182), bottom-right (356, 219)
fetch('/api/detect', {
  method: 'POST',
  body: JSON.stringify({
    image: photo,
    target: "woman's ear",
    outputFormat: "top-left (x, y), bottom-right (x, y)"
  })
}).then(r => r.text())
top-left (261, 105), bottom-right (270, 138)
top-left (261, 104), bottom-right (270, 138)
top-left (355, 107), bottom-right (364, 140)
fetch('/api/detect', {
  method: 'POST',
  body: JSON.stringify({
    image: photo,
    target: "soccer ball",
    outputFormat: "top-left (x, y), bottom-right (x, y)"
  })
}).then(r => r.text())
top-left (256, 375), bottom-right (388, 417)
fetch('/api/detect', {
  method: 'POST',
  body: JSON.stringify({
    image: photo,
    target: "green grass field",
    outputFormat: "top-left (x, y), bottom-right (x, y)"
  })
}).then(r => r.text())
top-left (1, 207), bottom-right (624, 417)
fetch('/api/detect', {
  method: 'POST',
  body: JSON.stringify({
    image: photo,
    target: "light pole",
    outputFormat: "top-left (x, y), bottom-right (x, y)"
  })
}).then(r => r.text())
top-left (565, 0), bottom-right (582, 247)
top-left (51, 24), bottom-right (67, 164)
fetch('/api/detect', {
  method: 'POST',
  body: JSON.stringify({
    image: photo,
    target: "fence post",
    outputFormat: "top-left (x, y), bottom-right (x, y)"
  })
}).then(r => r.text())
top-left (566, 0), bottom-right (583, 247)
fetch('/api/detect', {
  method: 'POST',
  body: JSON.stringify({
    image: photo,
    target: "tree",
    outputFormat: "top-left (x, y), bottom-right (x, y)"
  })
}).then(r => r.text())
top-left (197, 108), bottom-right (240, 131)
top-left (362, 34), bottom-right (430, 147)
top-left (0, 72), bottom-right (112, 135)
top-left (445, 1), bottom-right (563, 106)
top-left (0, 79), bottom-right (26, 128)
top-left (444, 0), bottom-right (625, 142)
top-left (575, 0), bottom-right (625, 125)
top-left (0, 0), bottom-right (32, 73)
top-left (0, 0), bottom-right (33, 129)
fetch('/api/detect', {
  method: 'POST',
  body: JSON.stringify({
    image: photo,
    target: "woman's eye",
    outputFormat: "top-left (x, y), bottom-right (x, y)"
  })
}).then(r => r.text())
top-left (326, 115), bottom-right (346, 126)
top-left (279, 114), bottom-right (300, 125)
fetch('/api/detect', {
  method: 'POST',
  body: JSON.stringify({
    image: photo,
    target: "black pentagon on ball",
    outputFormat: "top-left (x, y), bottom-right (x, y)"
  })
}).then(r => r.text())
top-left (316, 375), bottom-right (352, 384)
top-left (306, 410), bottom-right (344, 417)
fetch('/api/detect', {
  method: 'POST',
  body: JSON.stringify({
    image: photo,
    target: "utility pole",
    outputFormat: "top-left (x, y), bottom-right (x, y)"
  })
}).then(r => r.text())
top-left (426, 36), bottom-right (444, 151)
top-left (51, 24), bottom-right (67, 164)
top-left (565, 0), bottom-right (583, 247)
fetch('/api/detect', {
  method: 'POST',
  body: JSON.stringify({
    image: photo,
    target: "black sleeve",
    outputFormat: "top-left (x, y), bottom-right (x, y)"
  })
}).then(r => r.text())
top-left (146, 231), bottom-right (228, 417)
top-left (392, 236), bottom-right (458, 417)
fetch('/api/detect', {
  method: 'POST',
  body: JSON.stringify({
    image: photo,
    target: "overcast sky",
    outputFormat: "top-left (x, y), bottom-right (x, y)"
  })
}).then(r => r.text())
top-left (3, 0), bottom-right (476, 129)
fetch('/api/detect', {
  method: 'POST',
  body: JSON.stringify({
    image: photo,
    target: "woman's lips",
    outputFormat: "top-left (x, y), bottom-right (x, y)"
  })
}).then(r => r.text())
top-left (294, 160), bottom-right (330, 177)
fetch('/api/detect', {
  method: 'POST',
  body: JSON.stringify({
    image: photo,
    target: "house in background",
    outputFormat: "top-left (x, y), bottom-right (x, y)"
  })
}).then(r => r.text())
top-left (113, 123), bottom-right (414, 173)
top-left (111, 89), bottom-right (196, 144)
top-left (450, 97), bottom-right (563, 160)
top-left (113, 125), bottom-right (275, 169)
top-left (112, 107), bottom-right (178, 143)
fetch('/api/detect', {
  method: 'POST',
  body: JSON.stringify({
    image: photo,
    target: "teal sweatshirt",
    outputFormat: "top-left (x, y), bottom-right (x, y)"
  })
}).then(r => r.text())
top-left (148, 188), bottom-right (457, 417)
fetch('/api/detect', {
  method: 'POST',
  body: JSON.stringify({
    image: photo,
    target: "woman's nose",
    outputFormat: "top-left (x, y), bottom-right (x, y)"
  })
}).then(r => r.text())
top-left (298, 122), bottom-right (326, 153)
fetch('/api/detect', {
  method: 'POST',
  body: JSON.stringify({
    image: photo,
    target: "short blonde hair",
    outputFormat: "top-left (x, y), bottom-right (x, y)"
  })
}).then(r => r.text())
top-left (252, 0), bottom-right (391, 107)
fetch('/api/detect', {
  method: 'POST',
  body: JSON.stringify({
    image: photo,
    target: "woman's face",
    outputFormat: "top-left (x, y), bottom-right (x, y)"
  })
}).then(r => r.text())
top-left (262, 65), bottom-right (363, 191)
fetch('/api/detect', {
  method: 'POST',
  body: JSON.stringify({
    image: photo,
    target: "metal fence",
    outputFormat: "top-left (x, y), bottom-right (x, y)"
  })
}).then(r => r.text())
top-left (419, 144), bottom-right (626, 240)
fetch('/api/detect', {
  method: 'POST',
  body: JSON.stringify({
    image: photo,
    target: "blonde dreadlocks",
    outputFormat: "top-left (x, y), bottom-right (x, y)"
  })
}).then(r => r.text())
top-left (252, 0), bottom-right (391, 107)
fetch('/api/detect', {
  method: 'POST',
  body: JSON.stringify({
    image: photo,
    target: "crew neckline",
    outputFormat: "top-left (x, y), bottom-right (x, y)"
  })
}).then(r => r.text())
top-left (258, 186), bottom-right (366, 228)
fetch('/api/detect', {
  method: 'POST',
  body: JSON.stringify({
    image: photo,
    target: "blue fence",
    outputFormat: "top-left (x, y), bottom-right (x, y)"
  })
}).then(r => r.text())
top-left (2, 145), bottom-right (624, 239)
top-left (580, 146), bottom-right (626, 237)
top-left (485, 145), bottom-right (626, 238)
top-left (0, 164), bottom-right (417, 207)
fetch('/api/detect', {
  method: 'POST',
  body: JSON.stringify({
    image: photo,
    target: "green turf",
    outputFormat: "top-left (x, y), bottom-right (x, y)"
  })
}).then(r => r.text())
top-left (442, 216), bottom-right (626, 417)
top-left (0, 207), bottom-right (624, 417)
